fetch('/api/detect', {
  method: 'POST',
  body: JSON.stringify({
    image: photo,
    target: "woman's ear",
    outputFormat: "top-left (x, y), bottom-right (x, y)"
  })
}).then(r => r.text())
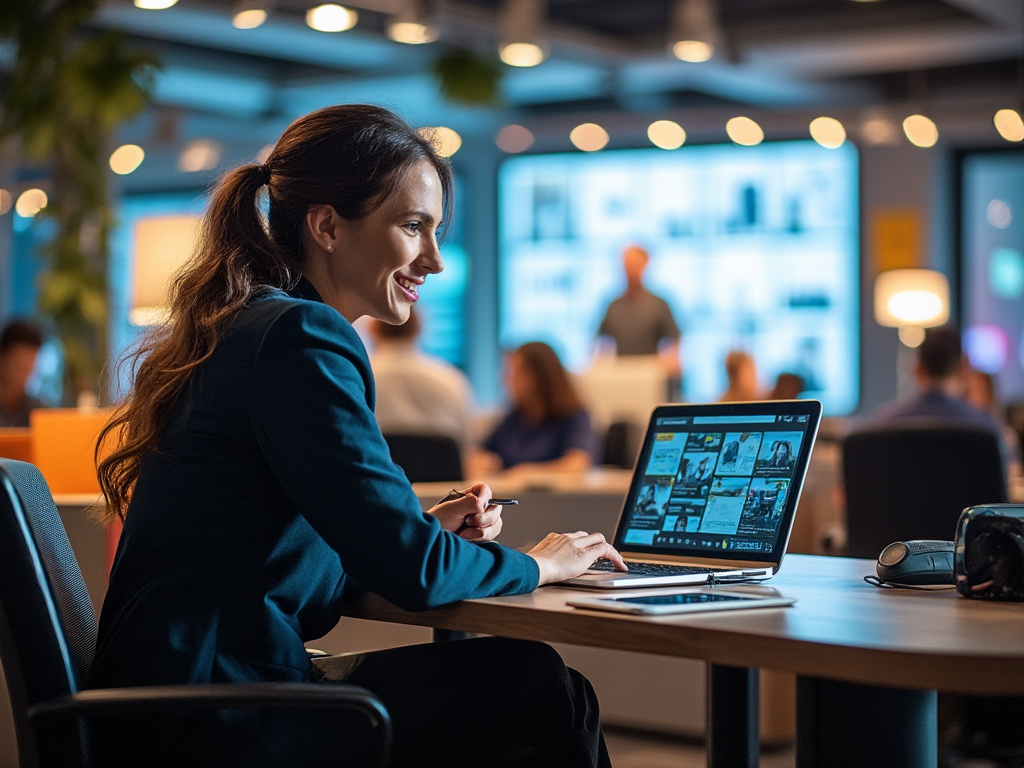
top-left (304, 204), bottom-right (339, 253)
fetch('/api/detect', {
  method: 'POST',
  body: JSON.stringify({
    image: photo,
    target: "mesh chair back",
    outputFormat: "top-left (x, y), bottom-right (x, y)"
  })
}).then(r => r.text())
top-left (841, 421), bottom-right (1008, 558)
top-left (382, 433), bottom-right (463, 483)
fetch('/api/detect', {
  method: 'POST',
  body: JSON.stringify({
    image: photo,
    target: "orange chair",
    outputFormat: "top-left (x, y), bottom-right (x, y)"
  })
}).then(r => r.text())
top-left (29, 408), bottom-right (121, 574)
top-left (0, 428), bottom-right (33, 463)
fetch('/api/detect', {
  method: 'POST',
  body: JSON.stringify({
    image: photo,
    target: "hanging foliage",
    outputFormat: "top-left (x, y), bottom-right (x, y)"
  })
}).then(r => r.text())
top-left (0, 0), bottom-right (158, 402)
top-left (432, 46), bottom-right (504, 107)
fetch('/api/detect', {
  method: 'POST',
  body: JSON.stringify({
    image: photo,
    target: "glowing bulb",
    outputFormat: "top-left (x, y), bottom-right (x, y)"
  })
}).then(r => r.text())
top-left (178, 139), bottom-right (222, 172)
top-left (232, 9), bottom-right (267, 28)
top-left (0, 189), bottom-right (12, 216)
top-left (902, 114), bottom-right (938, 148)
top-left (672, 40), bottom-right (713, 62)
top-left (15, 188), bottom-right (47, 217)
top-left (726, 116), bottom-right (763, 146)
top-left (306, 4), bottom-right (357, 32)
top-left (887, 291), bottom-right (944, 325)
top-left (500, 42), bottom-right (545, 67)
top-left (496, 124), bottom-right (534, 153)
top-left (993, 109), bottom-right (1024, 143)
top-left (647, 120), bottom-right (686, 150)
top-left (419, 126), bottom-right (462, 158)
top-left (809, 116), bottom-right (846, 149)
top-left (388, 21), bottom-right (437, 44)
top-left (134, 0), bottom-right (178, 8)
top-left (110, 144), bottom-right (145, 175)
top-left (569, 123), bottom-right (609, 152)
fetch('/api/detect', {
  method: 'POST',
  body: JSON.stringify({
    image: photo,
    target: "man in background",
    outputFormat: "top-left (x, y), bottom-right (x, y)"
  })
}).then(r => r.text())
top-left (0, 319), bottom-right (45, 428)
top-left (870, 325), bottom-right (1003, 435)
top-left (596, 244), bottom-right (682, 393)
top-left (368, 308), bottom-right (475, 454)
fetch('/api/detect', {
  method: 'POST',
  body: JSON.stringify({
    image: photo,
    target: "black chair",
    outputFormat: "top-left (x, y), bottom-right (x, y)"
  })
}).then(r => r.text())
top-left (0, 458), bottom-right (391, 768)
top-left (841, 420), bottom-right (1008, 559)
top-left (383, 433), bottom-right (463, 483)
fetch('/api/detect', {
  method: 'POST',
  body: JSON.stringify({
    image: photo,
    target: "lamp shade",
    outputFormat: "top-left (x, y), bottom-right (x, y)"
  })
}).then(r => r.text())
top-left (873, 268), bottom-right (949, 328)
top-left (130, 214), bottom-right (200, 326)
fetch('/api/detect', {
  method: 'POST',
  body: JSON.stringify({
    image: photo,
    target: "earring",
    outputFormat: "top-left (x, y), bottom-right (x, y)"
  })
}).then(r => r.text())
top-left (327, 244), bottom-right (334, 252)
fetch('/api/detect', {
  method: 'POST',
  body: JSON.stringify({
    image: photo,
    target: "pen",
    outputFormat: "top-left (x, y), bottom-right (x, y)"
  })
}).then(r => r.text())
top-left (440, 489), bottom-right (519, 506)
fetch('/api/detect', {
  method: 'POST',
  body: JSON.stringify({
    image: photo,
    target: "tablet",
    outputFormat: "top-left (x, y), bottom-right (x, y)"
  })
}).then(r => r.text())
top-left (566, 589), bottom-right (797, 615)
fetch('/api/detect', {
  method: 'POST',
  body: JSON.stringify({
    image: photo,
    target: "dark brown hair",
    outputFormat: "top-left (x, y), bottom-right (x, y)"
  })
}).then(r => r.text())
top-left (96, 104), bottom-right (453, 522)
top-left (513, 341), bottom-right (584, 422)
top-left (0, 319), bottom-right (44, 354)
top-left (918, 325), bottom-right (962, 380)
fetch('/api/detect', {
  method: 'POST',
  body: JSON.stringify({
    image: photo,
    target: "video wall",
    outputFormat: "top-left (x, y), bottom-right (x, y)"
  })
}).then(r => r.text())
top-left (960, 150), bottom-right (1024, 402)
top-left (497, 141), bottom-right (861, 415)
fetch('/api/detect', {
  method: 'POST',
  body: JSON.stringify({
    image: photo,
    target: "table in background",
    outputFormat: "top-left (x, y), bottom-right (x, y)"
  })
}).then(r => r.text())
top-left (346, 553), bottom-right (1024, 768)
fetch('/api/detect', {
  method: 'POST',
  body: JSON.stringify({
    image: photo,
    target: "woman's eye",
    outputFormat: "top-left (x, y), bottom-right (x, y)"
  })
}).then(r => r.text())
top-left (405, 221), bottom-right (421, 233)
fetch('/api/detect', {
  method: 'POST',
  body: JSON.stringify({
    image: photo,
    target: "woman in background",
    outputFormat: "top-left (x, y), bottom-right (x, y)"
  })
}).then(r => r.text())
top-left (472, 341), bottom-right (595, 476)
top-left (92, 105), bottom-right (622, 768)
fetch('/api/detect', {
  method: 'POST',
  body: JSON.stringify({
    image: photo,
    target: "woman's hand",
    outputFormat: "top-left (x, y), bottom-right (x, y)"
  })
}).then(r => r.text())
top-left (526, 531), bottom-right (627, 586)
top-left (427, 483), bottom-right (505, 542)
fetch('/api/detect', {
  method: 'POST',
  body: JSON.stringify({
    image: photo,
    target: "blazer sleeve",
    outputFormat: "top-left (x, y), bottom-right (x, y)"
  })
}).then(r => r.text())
top-left (248, 301), bottom-right (539, 610)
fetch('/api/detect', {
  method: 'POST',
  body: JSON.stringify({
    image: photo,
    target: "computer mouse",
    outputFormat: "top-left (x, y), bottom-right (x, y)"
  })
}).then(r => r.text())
top-left (876, 540), bottom-right (955, 585)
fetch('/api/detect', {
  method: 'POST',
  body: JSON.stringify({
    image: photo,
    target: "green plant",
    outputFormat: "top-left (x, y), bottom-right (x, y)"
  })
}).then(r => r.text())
top-left (432, 47), bottom-right (504, 107)
top-left (0, 0), bottom-right (157, 402)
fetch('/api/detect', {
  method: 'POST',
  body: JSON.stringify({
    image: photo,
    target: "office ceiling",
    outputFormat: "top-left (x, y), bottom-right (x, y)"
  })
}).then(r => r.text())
top-left (21, 0), bottom-right (1024, 187)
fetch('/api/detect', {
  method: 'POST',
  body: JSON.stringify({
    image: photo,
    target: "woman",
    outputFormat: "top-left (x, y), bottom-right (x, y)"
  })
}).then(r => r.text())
top-left (472, 341), bottom-right (595, 476)
top-left (92, 105), bottom-right (623, 767)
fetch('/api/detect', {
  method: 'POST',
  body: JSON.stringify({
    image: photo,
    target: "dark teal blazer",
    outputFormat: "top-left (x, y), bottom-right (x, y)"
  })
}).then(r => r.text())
top-left (91, 280), bottom-right (539, 690)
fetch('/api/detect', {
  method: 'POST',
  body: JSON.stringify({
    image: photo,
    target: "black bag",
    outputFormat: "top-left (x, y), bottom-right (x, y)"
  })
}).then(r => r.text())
top-left (955, 504), bottom-right (1024, 601)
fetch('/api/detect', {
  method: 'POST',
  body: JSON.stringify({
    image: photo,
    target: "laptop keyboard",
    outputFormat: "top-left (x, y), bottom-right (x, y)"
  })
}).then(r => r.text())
top-left (588, 560), bottom-right (719, 576)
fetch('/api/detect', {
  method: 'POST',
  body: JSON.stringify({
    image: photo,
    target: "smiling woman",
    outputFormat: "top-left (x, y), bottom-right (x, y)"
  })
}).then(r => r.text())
top-left (89, 104), bottom-right (622, 768)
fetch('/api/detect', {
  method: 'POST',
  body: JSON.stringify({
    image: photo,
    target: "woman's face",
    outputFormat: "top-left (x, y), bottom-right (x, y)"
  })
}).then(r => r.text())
top-left (325, 159), bottom-right (444, 324)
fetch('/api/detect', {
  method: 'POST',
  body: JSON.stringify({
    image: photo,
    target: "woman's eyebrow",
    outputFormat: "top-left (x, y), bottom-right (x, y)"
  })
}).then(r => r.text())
top-left (399, 208), bottom-right (436, 224)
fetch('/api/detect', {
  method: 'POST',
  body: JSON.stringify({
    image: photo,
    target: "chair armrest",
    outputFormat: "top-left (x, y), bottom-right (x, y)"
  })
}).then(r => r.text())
top-left (29, 681), bottom-right (388, 723)
top-left (28, 682), bottom-right (390, 766)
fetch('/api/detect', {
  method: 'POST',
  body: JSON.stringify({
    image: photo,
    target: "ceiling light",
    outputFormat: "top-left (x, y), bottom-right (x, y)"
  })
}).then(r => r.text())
top-left (419, 126), bottom-right (462, 157)
top-left (134, 0), bottom-right (178, 8)
top-left (232, 1), bottom-right (270, 29)
top-left (725, 116), bottom-right (763, 146)
top-left (110, 144), bottom-right (146, 175)
top-left (994, 109), bottom-right (1024, 142)
top-left (496, 124), bottom-right (534, 153)
top-left (499, 0), bottom-right (547, 67)
top-left (388, 0), bottom-right (438, 44)
top-left (647, 120), bottom-right (686, 150)
top-left (874, 269), bottom-right (949, 331)
top-left (178, 139), bottom-right (222, 172)
top-left (306, 4), bottom-right (358, 32)
top-left (902, 114), bottom-right (938, 148)
top-left (670, 0), bottom-right (721, 63)
top-left (569, 123), bottom-right (609, 152)
top-left (809, 116), bottom-right (846, 149)
top-left (0, 190), bottom-right (12, 216)
top-left (860, 115), bottom-right (898, 145)
top-left (15, 188), bottom-right (47, 218)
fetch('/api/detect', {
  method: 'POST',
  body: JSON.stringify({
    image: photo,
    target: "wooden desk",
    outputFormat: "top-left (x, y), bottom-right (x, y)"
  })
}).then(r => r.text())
top-left (347, 554), bottom-right (1024, 768)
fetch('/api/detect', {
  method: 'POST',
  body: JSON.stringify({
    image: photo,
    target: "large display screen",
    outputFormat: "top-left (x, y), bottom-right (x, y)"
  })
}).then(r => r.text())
top-left (498, 141), bottom-right (860, 415)
top-left (960, 150), bottom-right (1024, 402)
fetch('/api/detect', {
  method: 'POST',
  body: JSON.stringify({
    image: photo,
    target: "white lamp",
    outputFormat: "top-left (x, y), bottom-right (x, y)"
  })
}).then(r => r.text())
top-left (874, 268), bottom-right (949, 347)
top-left (130, 214), bottom-right (200, 326)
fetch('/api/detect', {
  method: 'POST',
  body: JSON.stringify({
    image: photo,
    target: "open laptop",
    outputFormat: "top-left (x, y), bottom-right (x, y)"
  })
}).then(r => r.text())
top-left (561, 399), bottom-right (822, 588)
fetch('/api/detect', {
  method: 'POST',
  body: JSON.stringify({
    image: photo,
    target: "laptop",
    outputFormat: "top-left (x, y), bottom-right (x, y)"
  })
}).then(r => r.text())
top-left (561, 399), bottom-right (822, 588)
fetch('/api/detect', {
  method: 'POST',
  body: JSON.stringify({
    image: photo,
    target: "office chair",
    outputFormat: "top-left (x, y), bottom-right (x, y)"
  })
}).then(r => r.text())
top-left (382, 433), bottom-right (463, 483)
top-left (0, 458), bottom-right (392, 768)
top-left (841, 420), bottom-right (1008, 559)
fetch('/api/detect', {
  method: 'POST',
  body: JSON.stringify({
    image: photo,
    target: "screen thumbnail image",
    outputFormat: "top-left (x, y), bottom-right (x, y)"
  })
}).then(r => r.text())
top-left (699, 476), bottom-right (752, 534)
top-left (674, 451), bottom-right (716, 497)
top-left (666, 500), bottom-right (706, 533)
top-left (715, 432), bottom-right (763, 476)
top-left (643, 432), bottom-right (689, 476)
top-left (754, 432), bottom-right (804, 473)
top-left (631, 479), bottom-right (675, 529)
top-left (738, 478), bottom-right (791, 536)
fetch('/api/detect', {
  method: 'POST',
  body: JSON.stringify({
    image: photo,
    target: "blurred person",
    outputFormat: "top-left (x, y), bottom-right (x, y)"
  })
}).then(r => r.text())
top-left (471, 341), bottom-right (596, 476)
top-left (596, 244), bottom-right (681, 378)
top-left (718, 350), bottom-right (760, 402)
top-left (91, 105), bottom-right (622, 767)
top-left (768, 371), bottom-right (805, 400)
top-left (0, 319), bottom-right (46, 428)
top-left (966, 368), bottom-right (1023, 483)
top-left (368, 307), bottom-right (474, 452)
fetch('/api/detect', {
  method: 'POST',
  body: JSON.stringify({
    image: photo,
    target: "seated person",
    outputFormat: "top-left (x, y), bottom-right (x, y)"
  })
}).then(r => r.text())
top-left (768, 371), bottom-right (805, 400)
top-left (0, 319), bottom-right (46, 428)
top-left (368, 307), bottom-right (474, 453)
top-left (718, 349), bottom-right (760, 402)
top-left (471, 341), bottom-right (595, 476)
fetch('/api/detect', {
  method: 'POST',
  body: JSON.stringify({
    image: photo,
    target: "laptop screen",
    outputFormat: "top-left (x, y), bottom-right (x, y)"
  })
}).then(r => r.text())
top-left (614, 400), bottom-right (822, 564)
